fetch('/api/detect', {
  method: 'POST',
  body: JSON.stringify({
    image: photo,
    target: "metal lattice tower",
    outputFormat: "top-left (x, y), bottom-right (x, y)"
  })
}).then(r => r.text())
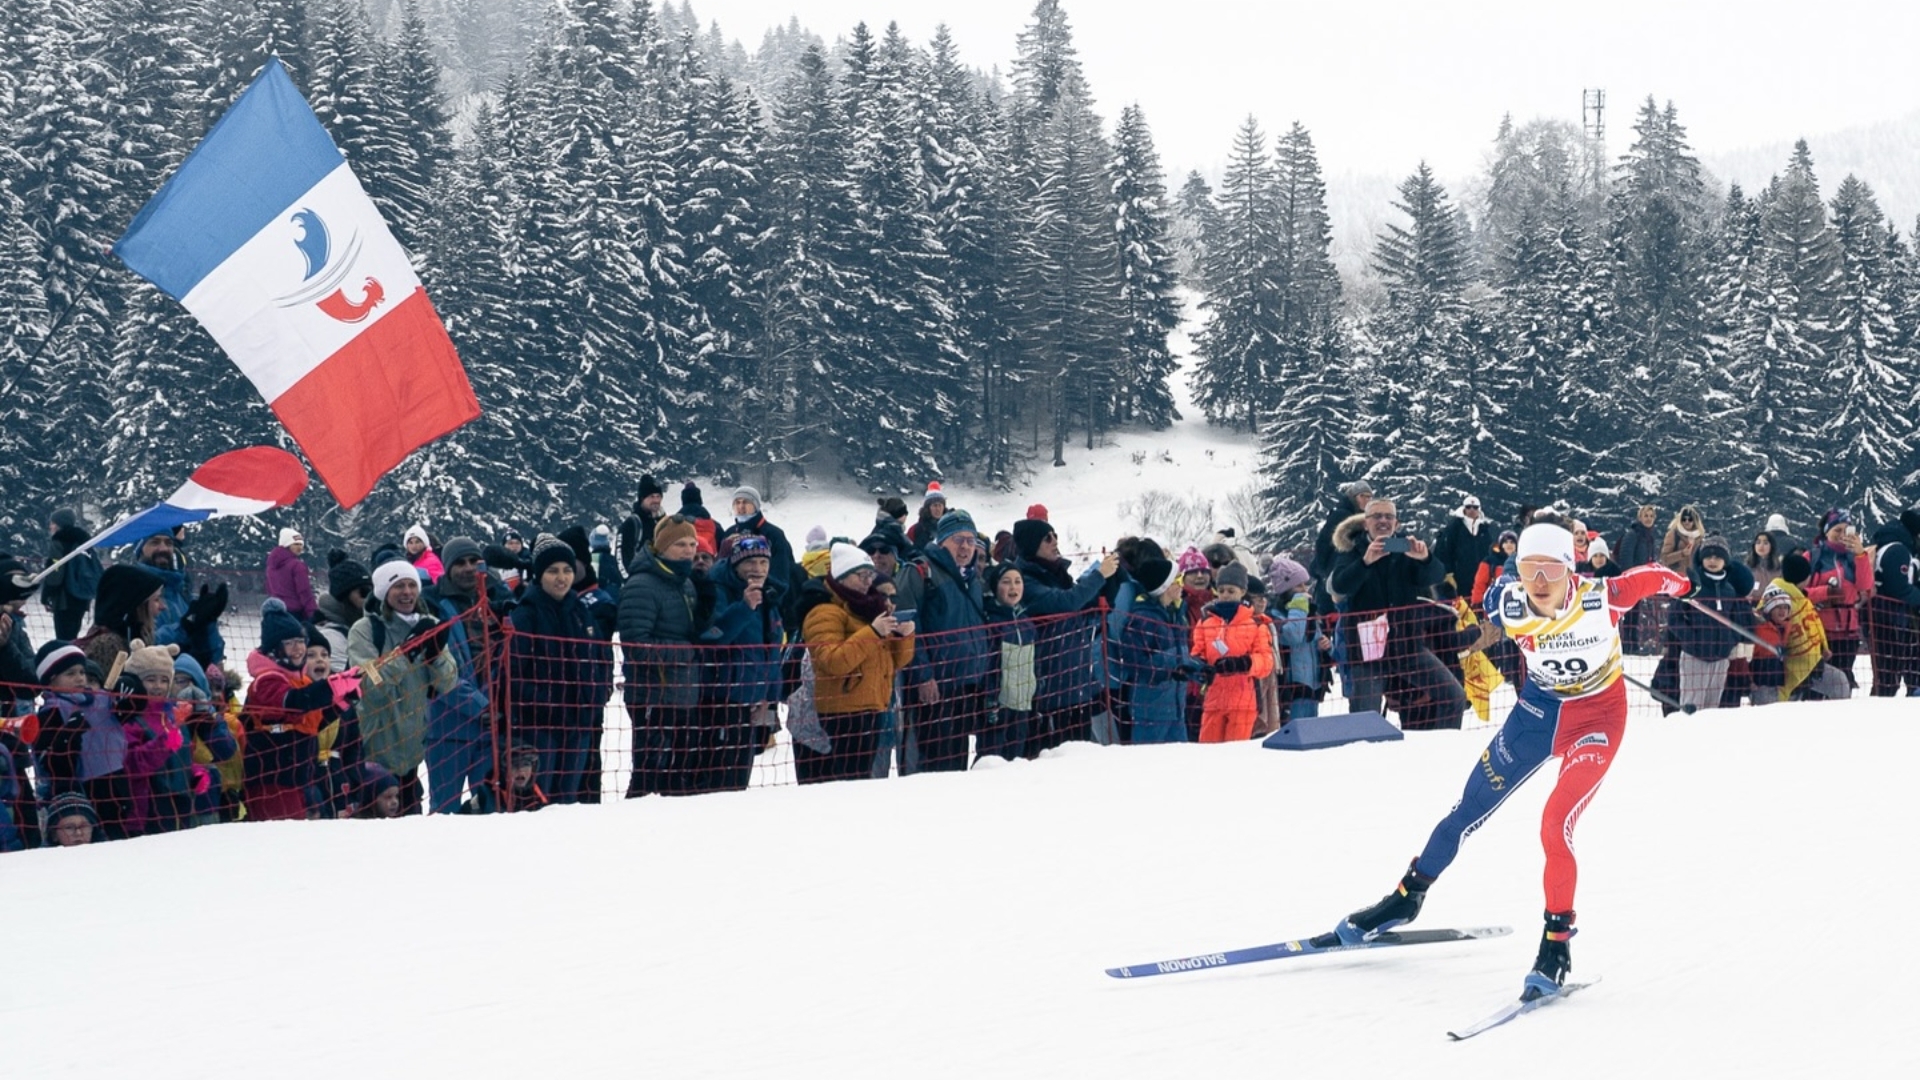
top-left (1582, 89), bottom-right (1606, 141)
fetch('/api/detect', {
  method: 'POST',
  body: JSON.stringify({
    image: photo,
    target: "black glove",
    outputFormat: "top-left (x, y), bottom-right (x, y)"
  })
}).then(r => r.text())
top-left (1169, 666), bottom-right (1191, 683)
top-left (1213, 654), bottom-right (1255, 675)
top-left (184, 582), bottom-right (229, 627)
top-left (283, 679), bottom-right (335, 713)
top-left (403, 618), bottom-right (446, 663)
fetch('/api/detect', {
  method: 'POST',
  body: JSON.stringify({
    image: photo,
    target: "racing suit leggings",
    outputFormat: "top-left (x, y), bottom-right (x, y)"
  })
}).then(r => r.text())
top-left (1411, 680), bottom-right (1627, 914)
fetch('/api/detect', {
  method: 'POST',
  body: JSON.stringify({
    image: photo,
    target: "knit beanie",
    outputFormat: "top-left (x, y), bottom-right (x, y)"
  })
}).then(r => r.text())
top-left (804, 525), bottom-right (829, 552)
top-left (43, 790), bottom-right (99, 829)
top-left (1215, 563), bottom-right (1250, 591)
top-left (1267, 555), bottom-right (1309, 594)
top-left (589, 524), bottom-right (611, 552)
top-left (726, 534), bottom-right (773, 567)
top-left (1012, 518), bottom-right (1053, 561)
top-left (35, 641), bottom-right (88, 684)
top-left (1176, 547), bottom-right (1209, 574)
top-left (1763, 513), bottom-right (1789, 534)
top-left (327, 551), bottom-right (373, 601)
top-left (830, 542), bottom-right (875, 581)
top-left (680, 482), bottom-right (704, 511)
top-left (933, 509), bottom-right (978, 546)
top-left (259, 598), bottom-right (306, 655)
top-left (50, 507), bottom-right (80, 530)
top-left (93, 564), bottom-right (165, 630)
top-left (1696, 534), bottom-right (1732, 562)
top-left (637, 474), bottom-right (666, 502)
top-left (440, 536), bottom-right (482, 568)
top-left (1759, 584), bottom-right (1793, 615)
top-left (732, 485), bottom-right (762, 512)
top-left (1588, 538), bottom-right (1611, 558)
top-left (922, 481), bottom-right (946, 507)
top-left (371, 560), bottom-right (418, 604)
top-left (404, 523), bottom-right (431, 547)
top-left (1134, 558), bottom-right (1176, 596)
top-left (278, 527), bottom-right (303, 548)
top-left (123, 639), bottom-right (182, 686)
top-left (652, 516), bottom-right (697, 555)
top-left (1781, 552), bottom-right (1812, 586)
top-left (360, 761), bottom-right (400, 800)
top-left (531, 533), bottom-right (576, 579)
top-left (1026, 503), bottom-right (1049, 522)
top-left (1339, 480), bottom-right (1373, 498)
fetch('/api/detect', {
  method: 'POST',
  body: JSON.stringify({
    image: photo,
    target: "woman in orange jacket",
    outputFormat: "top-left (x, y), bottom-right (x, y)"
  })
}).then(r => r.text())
top-left (799, 544), bottom-right (916, 782)
top-left (1190, 564), bottom-right (1275, 742)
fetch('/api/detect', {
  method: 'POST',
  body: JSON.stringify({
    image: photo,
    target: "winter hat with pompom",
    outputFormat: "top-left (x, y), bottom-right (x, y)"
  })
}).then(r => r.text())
top-left (259, 598), bottom-right (306, 656)
top-left (278, 527), bottom-right (303, 548)
top-left (531, 533), bottom-right (577, 580)
top-left (830, 542), bottom-right (876, 581)
top-left (805, 525), bottom-right (829, 552)
top-left (1176, 547), bottom-right (1210, 575)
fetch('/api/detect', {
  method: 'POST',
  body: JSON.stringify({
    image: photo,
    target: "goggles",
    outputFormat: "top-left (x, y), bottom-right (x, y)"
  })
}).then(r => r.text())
top-left (1518, 557), bottom-right (1571, 583)
top-left (731, 535), bottom-right (772, 556)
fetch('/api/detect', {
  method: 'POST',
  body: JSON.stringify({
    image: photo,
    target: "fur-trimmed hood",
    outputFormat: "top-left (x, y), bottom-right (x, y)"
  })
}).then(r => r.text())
top-left (1332, 513), bottom-right (1371, 554)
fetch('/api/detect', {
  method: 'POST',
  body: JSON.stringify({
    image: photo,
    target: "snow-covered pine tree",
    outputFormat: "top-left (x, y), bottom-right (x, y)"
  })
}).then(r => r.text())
top-left (668, 35), bottom-right (769, 481)
top-left (760, 43), bottom-right (866, 484)
top-left (0, 181), bottom-right (52, 542)
top-left (1823, 176), bottom-right (1913, 521)
top-left (918, 25), bottom-right (1026, 484)
top-left (201, 0), bottom-right (310, 114)
top-left (836, 23), bottom-right (960, 488)
top-left (1363, 163), bottom-right (1503, 516)
top-left (1759, 139), bottom-right (1842, 346)
top-left (1598, 98), bottom-right (1747, 518)
top-left (1170, 170), bottom-right (1217, 286)
top-left (1191, 115), bottom-right (1281, 432)
top-left (1009, 0), bottom-right (1123, 465)
top-left (11, 0), bottom-right (125, 514)
top-left (1253, 322), bottom-right (1360, 549)
top-left (1710, 181), bottom-right (1832, 517)
top-left (1107, 103), bottom-right (1182, 429)
top-left (369, 0), bottom-right (452, 256)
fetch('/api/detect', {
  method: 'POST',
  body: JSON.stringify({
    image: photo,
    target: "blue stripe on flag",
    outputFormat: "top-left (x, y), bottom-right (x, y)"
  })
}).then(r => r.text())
top-left (113, 58), bottom-right (343, 299)
top-left (91, 505), bottom-right (218, 551)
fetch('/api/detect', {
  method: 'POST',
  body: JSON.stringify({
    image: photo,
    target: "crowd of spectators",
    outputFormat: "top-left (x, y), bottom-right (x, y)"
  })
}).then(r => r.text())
top-left (4, 474), bottom-right (1917, 854)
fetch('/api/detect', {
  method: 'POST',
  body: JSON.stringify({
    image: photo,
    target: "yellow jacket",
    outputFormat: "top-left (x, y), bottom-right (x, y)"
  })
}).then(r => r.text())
top-left (803, 592), bottom-right (914, 716)
top-left (1769, 580), bottom-right (1828, 698)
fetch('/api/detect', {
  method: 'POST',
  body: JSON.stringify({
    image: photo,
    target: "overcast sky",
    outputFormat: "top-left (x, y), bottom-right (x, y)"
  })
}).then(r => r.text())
top-left (701, 0), bottom-right (1920, 183)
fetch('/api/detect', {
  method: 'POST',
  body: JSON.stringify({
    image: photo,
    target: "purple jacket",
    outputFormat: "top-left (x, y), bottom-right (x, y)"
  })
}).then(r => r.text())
top-left (266, 546), bottom-right (317, 622)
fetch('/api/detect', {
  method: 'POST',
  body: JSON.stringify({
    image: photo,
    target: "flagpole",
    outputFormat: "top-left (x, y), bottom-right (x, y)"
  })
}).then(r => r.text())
top-left (0, 250), bottom-right (113, 400)
top-left (14, 503), bottom-right (164, 589)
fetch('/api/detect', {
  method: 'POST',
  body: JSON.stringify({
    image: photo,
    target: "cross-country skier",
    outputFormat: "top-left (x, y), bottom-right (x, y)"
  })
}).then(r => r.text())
top-left (1322, 522), bottom-right (1691, 999)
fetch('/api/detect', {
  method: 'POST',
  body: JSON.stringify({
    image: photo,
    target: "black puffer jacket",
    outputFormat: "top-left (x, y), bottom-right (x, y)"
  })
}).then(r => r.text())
top-left (1668, 549), bottom-right (1757, 661)
top-left (618, 556), bottom-right (711, 709)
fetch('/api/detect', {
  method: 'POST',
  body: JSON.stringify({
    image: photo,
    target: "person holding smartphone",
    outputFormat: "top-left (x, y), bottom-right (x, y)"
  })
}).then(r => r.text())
top-left (1326, 499), bottom-right (1462, 722)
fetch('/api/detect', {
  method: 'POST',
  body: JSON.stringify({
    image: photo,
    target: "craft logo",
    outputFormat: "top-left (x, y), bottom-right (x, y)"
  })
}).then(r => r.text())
top-left (274, 207), bottom-right (384, 323)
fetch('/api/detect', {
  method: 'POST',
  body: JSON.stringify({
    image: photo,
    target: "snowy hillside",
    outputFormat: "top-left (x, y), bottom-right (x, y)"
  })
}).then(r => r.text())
top-left (10, 694), bottom-right (1915, 1078)
top-left (723, 291), bottom-right (1271, 564)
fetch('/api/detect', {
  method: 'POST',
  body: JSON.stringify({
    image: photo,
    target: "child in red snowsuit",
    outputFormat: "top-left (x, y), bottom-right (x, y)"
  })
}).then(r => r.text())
top-left (1190, 564), bottom-right (1275, 742)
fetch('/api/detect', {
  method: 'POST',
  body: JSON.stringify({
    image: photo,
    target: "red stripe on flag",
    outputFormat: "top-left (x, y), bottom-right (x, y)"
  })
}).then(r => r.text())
top-left (270, 288), bottom-right (479, 507)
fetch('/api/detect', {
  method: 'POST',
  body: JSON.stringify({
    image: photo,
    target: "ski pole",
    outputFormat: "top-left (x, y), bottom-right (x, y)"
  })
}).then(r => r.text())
top-left (1622, 672), bottom-right (1695, 714)
top-left (1681, 598), bottom-right (1780, 657)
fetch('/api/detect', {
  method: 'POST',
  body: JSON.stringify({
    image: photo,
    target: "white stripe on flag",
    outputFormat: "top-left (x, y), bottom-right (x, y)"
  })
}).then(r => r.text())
top-left (180, 162), bottom-right (423, 403)
top-left (167, 479), bottom-right (286, 516)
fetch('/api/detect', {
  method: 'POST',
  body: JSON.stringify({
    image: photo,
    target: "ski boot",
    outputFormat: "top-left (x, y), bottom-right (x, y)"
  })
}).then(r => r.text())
top-left (1520, 910), bottom-right (1576, 1001)
top-left (1322, 861), bottom-right (1435, 947)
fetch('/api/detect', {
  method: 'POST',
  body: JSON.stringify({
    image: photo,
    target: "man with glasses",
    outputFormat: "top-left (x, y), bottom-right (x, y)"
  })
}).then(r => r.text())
top-left (136, 530), bottom-right (228, 668)
top-left (1327, 499), bottom-right (1462, 722)
top-left (1325, 523), bottom-right (1689, 1000)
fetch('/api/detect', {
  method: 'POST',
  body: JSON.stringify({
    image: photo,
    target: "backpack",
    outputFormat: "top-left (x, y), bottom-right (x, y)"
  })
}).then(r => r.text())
top-left (64, 550), bottom-right (103, 602)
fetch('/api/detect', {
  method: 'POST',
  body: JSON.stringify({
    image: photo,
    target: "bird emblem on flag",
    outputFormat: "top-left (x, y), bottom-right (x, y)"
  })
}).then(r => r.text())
top-left (275, 207), bottom-right (384, 323)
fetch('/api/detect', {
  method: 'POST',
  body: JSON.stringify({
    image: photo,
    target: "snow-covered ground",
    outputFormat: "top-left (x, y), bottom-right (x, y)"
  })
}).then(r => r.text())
top-left (10, 692), bottom-right (1915, 1078)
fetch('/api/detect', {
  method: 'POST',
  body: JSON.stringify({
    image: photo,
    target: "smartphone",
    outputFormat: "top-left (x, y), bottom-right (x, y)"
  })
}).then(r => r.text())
top-left (1380, 536), bottom-right (1413, 555)
top-left (892, 609), bottom-right (916, 623)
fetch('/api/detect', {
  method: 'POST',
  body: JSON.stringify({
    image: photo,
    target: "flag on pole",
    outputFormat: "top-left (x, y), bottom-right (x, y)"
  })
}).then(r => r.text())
top-left (89, 447), bottom-right (312, 551)
top-left (112, 58), bottom-right (479, 508)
